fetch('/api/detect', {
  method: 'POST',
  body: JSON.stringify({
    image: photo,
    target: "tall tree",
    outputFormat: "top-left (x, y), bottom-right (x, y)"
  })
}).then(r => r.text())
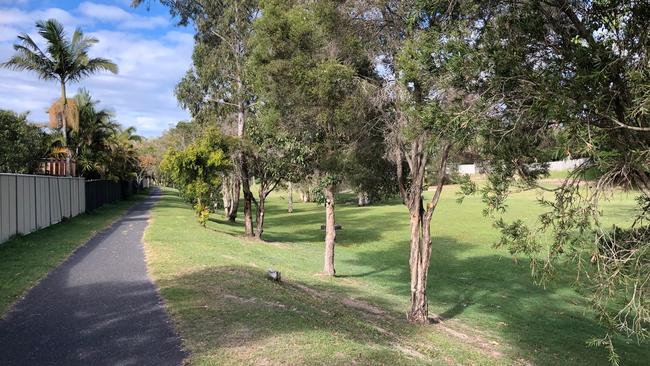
top-left (250, 0), bottom-right (378, 275)
top-left (1, 19), bottom-right (118, 175)
top-left (140, 0), bottom-right (260, 231)
top-left (472, 1), bottom-right (650, 361)
top-left (354, 0), bottom-right (482, 322)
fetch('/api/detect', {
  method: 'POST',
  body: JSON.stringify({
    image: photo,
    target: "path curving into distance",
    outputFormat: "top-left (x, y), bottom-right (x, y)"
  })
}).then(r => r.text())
top-left (0, 188), bottom-right (186, 366)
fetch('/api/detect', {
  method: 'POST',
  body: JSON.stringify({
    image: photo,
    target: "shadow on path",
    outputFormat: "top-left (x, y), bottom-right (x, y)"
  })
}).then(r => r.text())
top-left (0, 189), bottom-right (186, 366)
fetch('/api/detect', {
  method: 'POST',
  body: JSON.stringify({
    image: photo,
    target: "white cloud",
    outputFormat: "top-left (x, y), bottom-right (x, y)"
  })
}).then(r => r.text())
top-left (0, 6), bottom-right (193, 137)
top-left (0, 7), bottom-right (82, 29)
top-left (78, 2), bottom-right (168, 30)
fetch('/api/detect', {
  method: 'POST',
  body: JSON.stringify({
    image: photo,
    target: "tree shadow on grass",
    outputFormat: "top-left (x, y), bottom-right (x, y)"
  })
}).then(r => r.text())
top-left (154, 190), bottom-right (650, 365)
top-left (155, 265), bottom-right (496, 365)
top-left (339, 235), bottom-right (650, 366)
top-left (205, 198), bottom-right (397, 247)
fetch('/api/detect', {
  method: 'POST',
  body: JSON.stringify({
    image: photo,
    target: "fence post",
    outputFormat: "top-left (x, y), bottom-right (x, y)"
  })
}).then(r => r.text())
top-left (14, 175), bottom-right (17, 236)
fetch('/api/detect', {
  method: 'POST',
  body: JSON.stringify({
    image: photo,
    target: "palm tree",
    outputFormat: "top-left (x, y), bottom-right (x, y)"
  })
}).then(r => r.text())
top-left (70, 89), bottom-right (120, 178)
top-left (1, 19), bottom-right (118, 175)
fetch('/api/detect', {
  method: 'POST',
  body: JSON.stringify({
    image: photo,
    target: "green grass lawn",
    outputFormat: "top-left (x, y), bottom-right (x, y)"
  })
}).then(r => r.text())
top-left (0, 193), bottom-right (147, 317)
top-left (144, 187), bottom-right (649, 366)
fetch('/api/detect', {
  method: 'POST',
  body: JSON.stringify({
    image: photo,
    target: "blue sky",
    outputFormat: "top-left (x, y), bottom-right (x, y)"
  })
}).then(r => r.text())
top-left (0, 0), bottom-right (193, 137)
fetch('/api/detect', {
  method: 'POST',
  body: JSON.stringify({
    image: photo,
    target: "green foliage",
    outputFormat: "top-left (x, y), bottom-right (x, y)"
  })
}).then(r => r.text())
top-left (66, 89), bottom-right (141, 180)
top-left (160, 128), bottom-right (231, 213)
top-left (172, 0), bottom-right (259, 124)
top-left (246, 113), bottom-right (312, 192)
top-left (1, 19), bottom-right (118, 84)
top-left (194, 202), bottom-right (211, 227)
top-left (468, 1), bottom-right (650, 360)
top-left (249, 0), bottom-right (380, 194)
top-left (0, 110), bottom-right (49, 173)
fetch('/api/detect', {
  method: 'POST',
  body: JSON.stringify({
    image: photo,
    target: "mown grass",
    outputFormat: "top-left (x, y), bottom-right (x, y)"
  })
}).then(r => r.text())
top-left (145, 187), bottom-right (649, 366)
top-left (0, 193), bottom-right (147, 316)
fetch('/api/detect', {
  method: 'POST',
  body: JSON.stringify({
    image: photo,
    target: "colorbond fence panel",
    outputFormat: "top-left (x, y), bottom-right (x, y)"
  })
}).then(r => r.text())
top-left (0, 174), bottom-right (86, 244)
top-left (35, 176), bottom-right (50, 230)
top-left (0, 175), bottom-right (17, 243)
top-left (0, 174), bottom-right (148, 244)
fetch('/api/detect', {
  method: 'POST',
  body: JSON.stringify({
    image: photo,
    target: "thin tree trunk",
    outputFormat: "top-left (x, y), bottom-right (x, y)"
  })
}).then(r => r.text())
top-left (223, 176), bottom-right (231, 217)
top-left (60, 82), bottom-right (70, 176)
top-left (323, 184), bottom-right (336, 276)
top-left (357, 191), bottom-right (369, 206)
top-left (241, 155), bottom-right (254, 236)
top-left (402, 143), bottom-right (452, 324)
top-left (255, 187), bottom-right (267, 239)
top-left (236, 80), bottom-right (254, 236)
top-left (301, 188), bottom-right (312, 203)
top-left (223, 174), bottom-right (240, 222)
top-left (287, 182), bottom-right (294, 213)
top-left (407, 200), bottom-right (429, 323)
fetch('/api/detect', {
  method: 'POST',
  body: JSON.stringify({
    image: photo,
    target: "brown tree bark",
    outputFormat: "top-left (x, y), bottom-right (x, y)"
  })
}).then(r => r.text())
top-left (241, 154), bottom-right (254, 236)
top-left (253, 179), bottom-right (280, 240)
top-left (397, 140), bottom-right (452, 324)
top-left (255, 185), bottom-right (267, 239)
top-left (236, 94), bottom-right (254, 237)
top-left (323, 184), bottom-right (336, 276)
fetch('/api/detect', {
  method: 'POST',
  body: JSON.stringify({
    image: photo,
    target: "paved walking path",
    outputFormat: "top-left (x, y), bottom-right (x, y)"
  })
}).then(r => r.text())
top-left (0, 189), bottom-right (186, 366)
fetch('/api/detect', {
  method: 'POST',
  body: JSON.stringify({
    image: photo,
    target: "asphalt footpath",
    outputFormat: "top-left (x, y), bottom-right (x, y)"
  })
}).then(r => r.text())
top-left (0, 188), bottom-right (186, 366)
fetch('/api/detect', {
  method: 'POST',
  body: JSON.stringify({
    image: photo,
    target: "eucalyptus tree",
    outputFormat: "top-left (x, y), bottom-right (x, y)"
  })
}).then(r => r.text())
top-left (2, 19), bottom-right (117, 175)
top-left (136, 0), bottom-right (260, 231)
top-left (249, 0), bottom-right (379, 275)
top-left (470, 1), bottom-right (650, 361)
top-left (344, 0), bottom-right (485, 322)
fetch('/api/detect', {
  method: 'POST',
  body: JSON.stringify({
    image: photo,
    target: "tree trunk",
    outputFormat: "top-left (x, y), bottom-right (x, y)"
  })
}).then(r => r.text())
top-left (323, 185), bottom-right (336, 276)
top-left (406, 198), bottom-right (430, 324)
top-left (398, 141), bottom-right (451, 324)
top-left (60, 82), bottom-right (71, 176)
top-left (223, 174), bottom-right (240, 222)
top-left (241, 157), bottom-right (254, 236)
top-left (255, 188), bottom-right (267, 239)
top-left (357, 191), bottom-right (369, 206)
top-left (236, 97), bottom-right (254, 236)
top-left (287, 182), bottom-right (294, 213)
top-left (300, 188), bottom-right (312, 203)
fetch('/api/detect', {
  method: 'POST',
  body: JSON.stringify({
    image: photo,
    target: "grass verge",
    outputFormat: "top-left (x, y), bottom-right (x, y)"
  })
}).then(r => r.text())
top-left (145, 188), bottom-right (649, 365)
top-left (0, 192), bottom-right (148, 316)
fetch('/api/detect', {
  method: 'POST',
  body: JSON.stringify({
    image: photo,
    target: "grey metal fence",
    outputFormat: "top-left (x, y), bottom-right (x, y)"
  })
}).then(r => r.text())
top-left (0, 174), bottom-right (85, 243)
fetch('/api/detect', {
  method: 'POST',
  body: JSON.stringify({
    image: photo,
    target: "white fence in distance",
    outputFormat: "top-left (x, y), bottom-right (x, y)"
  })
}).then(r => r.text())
top-left (0, 174), bottom-right (86, 244)
top-left (456, 158), bottom-right (588, 175)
